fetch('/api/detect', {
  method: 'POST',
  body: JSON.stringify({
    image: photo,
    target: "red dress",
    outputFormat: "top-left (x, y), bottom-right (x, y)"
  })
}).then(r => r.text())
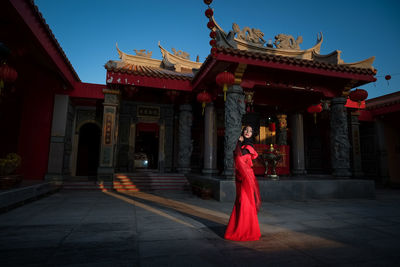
top-left (224, 143), bottom-right (261, 241)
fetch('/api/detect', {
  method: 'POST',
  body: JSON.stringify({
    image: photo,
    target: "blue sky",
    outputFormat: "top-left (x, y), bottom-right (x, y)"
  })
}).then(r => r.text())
top-left (35, 0), bottom-right (400, 99)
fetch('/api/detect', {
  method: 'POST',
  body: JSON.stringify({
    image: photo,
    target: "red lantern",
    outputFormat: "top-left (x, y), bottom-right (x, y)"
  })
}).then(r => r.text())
top-left (216, 71), bottom-right (235, 101)
top-left (0, 63), bottom-right (17, 89)
top-left (204, 0), bottom-right (213, 5)
top-left (269, 122), bottom-right (276, 132)
top-left (385, 75), bottom-right (391, 80)
top-left (210, 31), bottom-right (217, 39)
top-left (209, 39), bottom-right (217, 47)
top-left (197, 91), bottom-right (212, 115)
top-left (207, 20), bottom-right (215, 29)
top-left (210, 47), bottom-right (217, 57)
top-left (349, 88), bottom-right (368, 108)
top-left (307, 103), bottom-right (323, 124)
top-left (205, 8), bottom-right (213, 18)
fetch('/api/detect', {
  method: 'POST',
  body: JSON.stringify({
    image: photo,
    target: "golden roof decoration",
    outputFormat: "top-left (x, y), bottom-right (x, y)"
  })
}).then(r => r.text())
top-left (211, 16), bottom-right (375, 70)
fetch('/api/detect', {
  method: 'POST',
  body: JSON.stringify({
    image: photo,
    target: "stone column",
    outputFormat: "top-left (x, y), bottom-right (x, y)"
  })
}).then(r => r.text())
top-left (177, 104), bottom-right (193, 173)
top-left (350, 112), bottom-right (363, 177)
top-left (222, 84), bottom-right (246, 178)
top-left (330, 97), bottom-right (351, 178)
top-left (289, 113), bottom-right (306, 175)
top-left (375, 119), bottom-right (389, 185)
top-left (202, 102), bottom-right (218, 175)
top-left (46, 94), bottom-right (69, 182)
top-left (98, 89), bottom-right (120, 181)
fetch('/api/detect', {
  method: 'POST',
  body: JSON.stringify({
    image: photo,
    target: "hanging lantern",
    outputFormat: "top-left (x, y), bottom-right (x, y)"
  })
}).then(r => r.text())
top-left (307, 103), bottom-right (323, 124)
top-left (210, 31), bottom-right (217, 39)
top-left (384, 74), bottom-right (391, 86)
top-left (209, 39), bottom-right (217, 47)
top-left (349, 88), bottom-right (368, 108)
top-left (204, 0), bottom-right (213, 5)
top-left (210, 47), bottom-right (217, 57)
top-left (0, 63), bottom-right (18, 89)
top-left (205, 8), bottom-right (213, 18)
top-left (207, 20), bottom-right (215, 29)
top-left (216, 71), bottom-right (235, 101)
top-left (197, 91), bottom-right (212, 115)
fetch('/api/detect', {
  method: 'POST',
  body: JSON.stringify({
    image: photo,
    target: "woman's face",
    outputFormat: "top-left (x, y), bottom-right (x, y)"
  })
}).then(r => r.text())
top-left (243, 126), bottom-right (253, 139)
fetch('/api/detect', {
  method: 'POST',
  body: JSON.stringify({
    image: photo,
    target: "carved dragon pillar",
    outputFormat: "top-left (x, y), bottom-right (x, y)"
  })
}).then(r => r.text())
top-left (330, 97), bottom-right (351, 178)
top-left (222, 64), bottom-right (246, 178)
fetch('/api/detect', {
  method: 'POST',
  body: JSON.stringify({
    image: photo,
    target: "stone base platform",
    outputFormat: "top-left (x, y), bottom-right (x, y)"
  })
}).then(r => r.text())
top-left (186, 174), bottom-right (376, 202)
top-left (0, 182), bottom-right (60, 211)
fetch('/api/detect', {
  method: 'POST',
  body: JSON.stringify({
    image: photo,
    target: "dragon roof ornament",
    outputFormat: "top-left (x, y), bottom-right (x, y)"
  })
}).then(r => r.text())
top-left (211, 16), bottom-right (375, 70)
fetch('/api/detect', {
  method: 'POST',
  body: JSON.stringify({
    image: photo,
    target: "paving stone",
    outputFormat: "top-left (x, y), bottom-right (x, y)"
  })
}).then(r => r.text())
top-left (0, 189), bottom-right (400, 266)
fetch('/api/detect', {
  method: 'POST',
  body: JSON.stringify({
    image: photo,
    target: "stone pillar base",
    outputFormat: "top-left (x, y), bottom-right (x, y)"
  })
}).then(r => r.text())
top-left (202, 168), bottom-right (219, 176)
top-left (97, 167), bottom-right (114, 182)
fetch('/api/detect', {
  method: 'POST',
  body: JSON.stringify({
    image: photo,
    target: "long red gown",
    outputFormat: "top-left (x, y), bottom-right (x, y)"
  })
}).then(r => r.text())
top-left (224, 143), bottom-right (261, 241)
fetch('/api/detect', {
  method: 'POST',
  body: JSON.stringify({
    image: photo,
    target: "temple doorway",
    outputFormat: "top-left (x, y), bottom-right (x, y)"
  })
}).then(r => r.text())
top-left (76, 123), bottom-right (101, 177)
top-left (135, 123), bottom-right (159, 170)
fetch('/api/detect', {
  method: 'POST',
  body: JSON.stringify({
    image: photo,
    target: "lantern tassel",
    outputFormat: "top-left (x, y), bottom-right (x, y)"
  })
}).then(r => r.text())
top-left (202, 102), bottom-right (206, 116)
top-left (313, 113), bottom-right (317, 124)
top-left (223, 84), bottom-right (227, 101)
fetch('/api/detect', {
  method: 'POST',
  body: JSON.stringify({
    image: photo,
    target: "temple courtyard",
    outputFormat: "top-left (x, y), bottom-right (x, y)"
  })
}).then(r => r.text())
top-left (1, 188), bottom-right (400, 266)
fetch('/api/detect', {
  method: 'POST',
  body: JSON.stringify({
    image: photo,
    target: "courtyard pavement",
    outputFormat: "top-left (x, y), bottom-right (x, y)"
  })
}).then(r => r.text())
top-left (1, 188), bottom-right (400, 266)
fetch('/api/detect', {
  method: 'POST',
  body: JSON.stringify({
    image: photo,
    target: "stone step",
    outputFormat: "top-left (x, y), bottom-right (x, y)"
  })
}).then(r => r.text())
top-left (113, 173), bottom-right (189, 191)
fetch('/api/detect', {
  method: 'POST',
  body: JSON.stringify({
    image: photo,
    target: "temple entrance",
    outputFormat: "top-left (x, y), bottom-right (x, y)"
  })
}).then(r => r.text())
top-left (304, 113), bottom-right (331, 174)
top-left (135, 123), bottom-right (159, 170)
top-left (76, 123), bottom-right (101, 177)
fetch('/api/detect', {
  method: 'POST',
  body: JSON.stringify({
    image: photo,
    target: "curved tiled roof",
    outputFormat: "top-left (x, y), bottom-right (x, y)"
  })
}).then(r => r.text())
top-left (215, 47), bottom-right (376, 76)
top-left (366, 91), bottom-right (400, 110)
top-left (105, 62), bottom-right (194, 81)
top-left (28, 0), bottom-right (80, 81)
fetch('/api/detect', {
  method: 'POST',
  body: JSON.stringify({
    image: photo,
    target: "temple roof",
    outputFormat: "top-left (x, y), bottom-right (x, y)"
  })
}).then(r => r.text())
top-left (211, 16), bottom-right (376, 71)
top-left (212, 47), bottom-right (375, 76)
top-left (366, 91), bottom-right (400, 110)
top-left (104, 61), bottom-right (193, 81)
top-left (105, 43), bottom-right (201, 82)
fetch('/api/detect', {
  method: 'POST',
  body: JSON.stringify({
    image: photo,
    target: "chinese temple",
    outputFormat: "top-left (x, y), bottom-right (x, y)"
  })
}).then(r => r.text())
top-left (2, 0), bottom-right (397, 199)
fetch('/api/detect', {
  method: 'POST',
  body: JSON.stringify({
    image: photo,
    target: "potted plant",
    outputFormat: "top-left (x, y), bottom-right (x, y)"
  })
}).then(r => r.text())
top-left (0, 153), bottom-right (22, 189)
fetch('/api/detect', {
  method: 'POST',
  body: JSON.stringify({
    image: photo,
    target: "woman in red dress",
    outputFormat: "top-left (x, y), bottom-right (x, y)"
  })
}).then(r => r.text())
top-left (224, 125), bottom-right (261, 241)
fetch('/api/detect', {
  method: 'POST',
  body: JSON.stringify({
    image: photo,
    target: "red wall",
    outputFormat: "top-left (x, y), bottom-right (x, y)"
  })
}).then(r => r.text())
top-left (18, 82), bottom-right (54, 180)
